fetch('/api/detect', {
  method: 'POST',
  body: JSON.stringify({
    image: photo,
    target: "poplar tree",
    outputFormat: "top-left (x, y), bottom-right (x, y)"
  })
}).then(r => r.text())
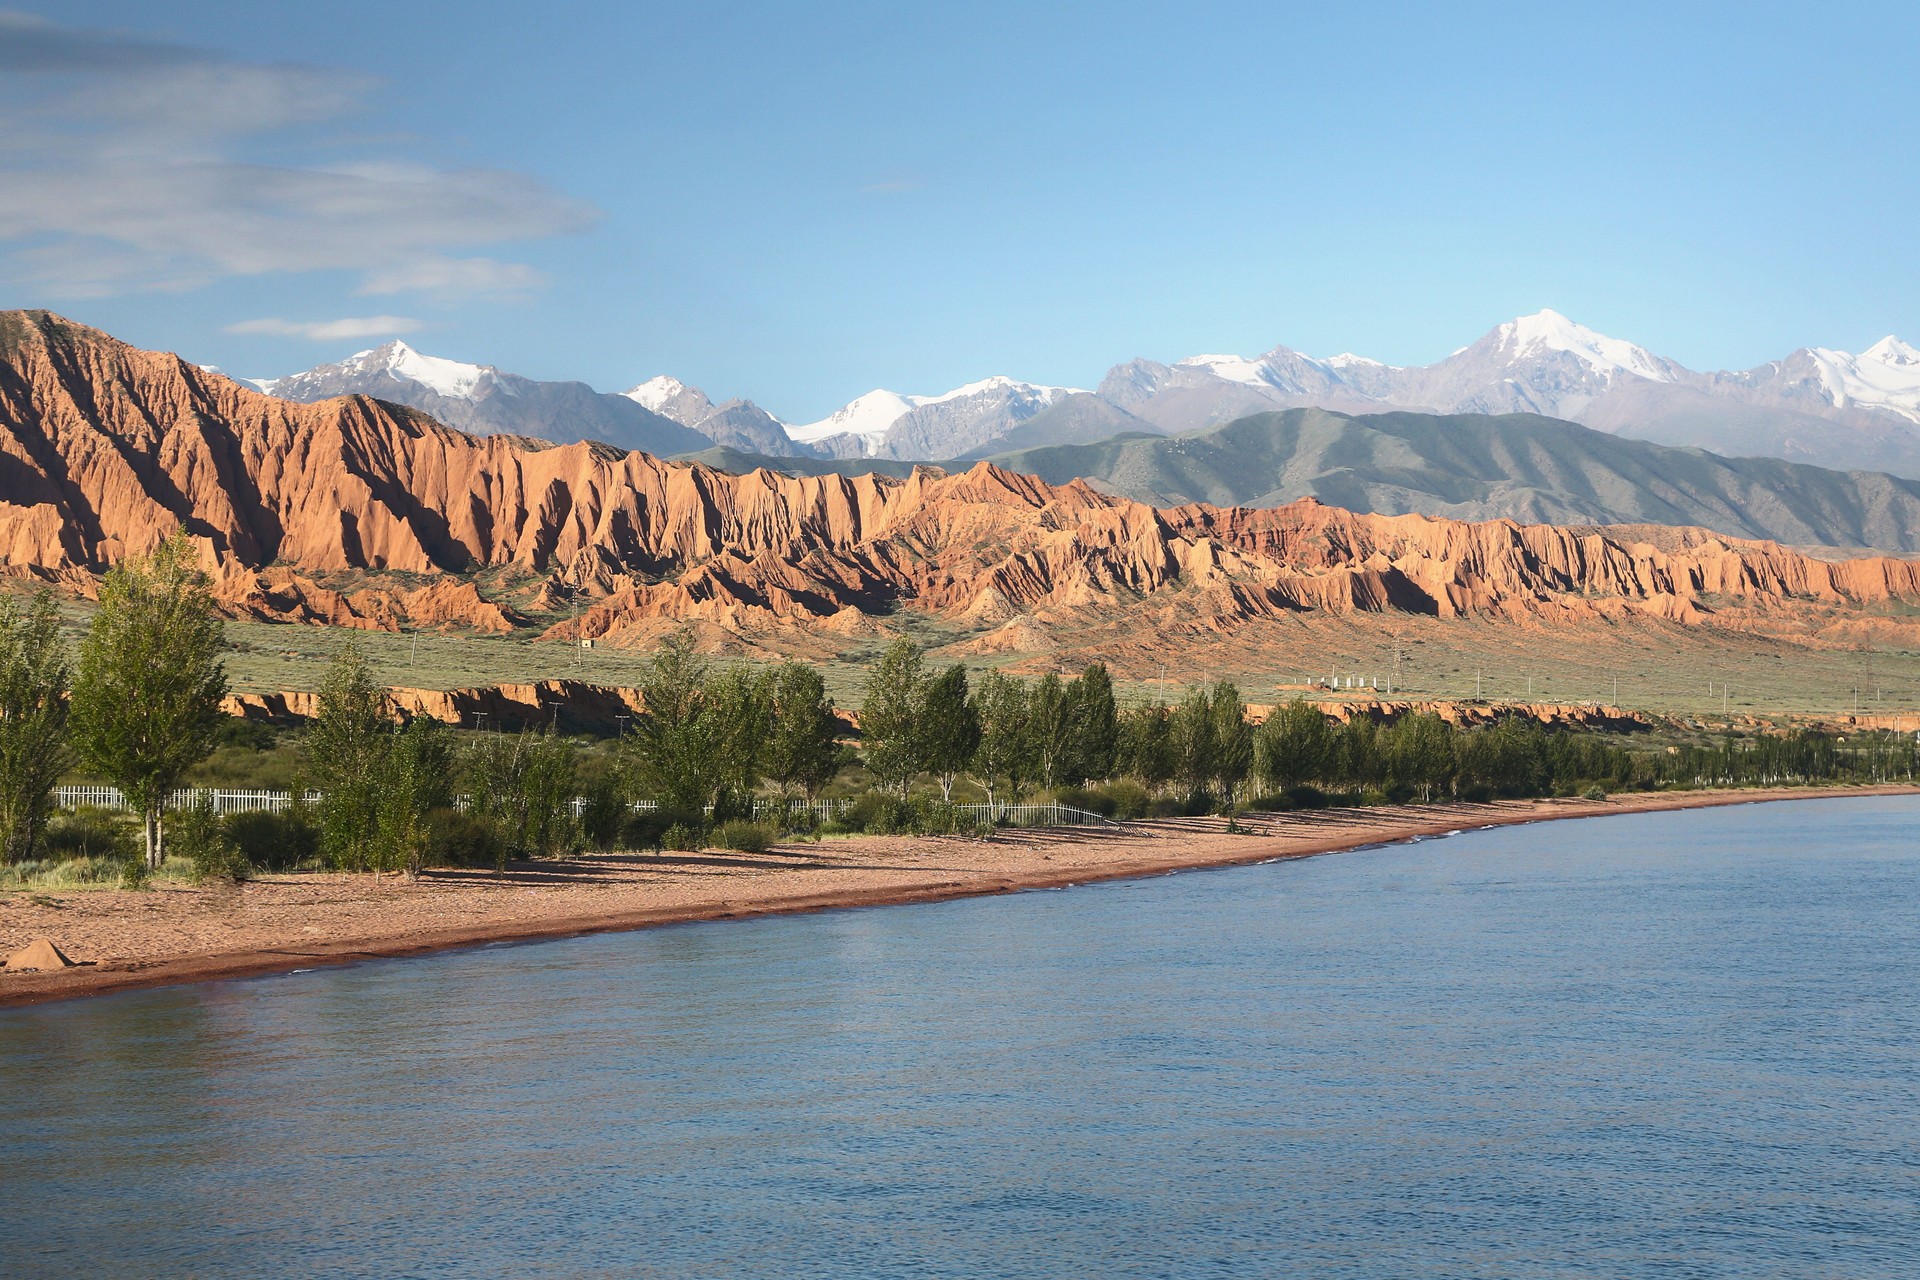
top-left (1256, 699), bottom-right (1331, 791)
top-left (304, 643), bottom-right (392, 872)
top-left (1208, 680), bottom-right (1253, 803)
top-left (860, 638), bottom-right (927, 796)
top-left (1029, 672), bottom-right (1071, 789)
top-left (969, 669), bottom-right (1030, 808)
top-left (920, 664), bottom-right (979, 801)
top-left (0, 590), bottom-right (72, 863)
top-left (71, 532), bottom-right (228, 869)
top-left (1066, 662), bottom-right (1118, 782)
top-left (764, 662), bottom-right (843, 800)
top-left (621, 629), bottom-right (722, 821)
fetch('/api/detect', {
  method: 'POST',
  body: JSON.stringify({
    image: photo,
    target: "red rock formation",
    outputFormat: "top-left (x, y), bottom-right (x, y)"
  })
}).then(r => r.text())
top-left (6, 310), bottom-right (1920, 654)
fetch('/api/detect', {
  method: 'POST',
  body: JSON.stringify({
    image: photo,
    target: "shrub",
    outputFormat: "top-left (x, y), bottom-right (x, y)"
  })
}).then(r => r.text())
top-left (42, 808), bottom-right (137, 862)
top-left (225, 808), bottom-right (321, 872)
top-left (1583, 785), bottom-right (1608, 801)
top-left (844, 792), bottom-right (916, 835)
top-left (1053, 786), bottom-right (1116, 817)
top-left (712, 819), bottom-right (775, 853)
top-left (170, 794), bottom-right (250, 884)
top-left (426, 808), bottom-right (498, 869)
top-left (579, 775), bottom-right (627, 852)
top-left (662, 822), bottom-right (703, 852)
top-left (119, 855), bottom-right (150, 890)
top-left (1098, 779), bottom-right (1152, 820)
top-left (621, 810), bottom-right (673, 852)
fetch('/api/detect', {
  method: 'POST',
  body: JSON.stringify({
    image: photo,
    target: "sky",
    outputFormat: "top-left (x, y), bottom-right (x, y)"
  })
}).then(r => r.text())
top-left (2, 1), bottom-right (1917, 420)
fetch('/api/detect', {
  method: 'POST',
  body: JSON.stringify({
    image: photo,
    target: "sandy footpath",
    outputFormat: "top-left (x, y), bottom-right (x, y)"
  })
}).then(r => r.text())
top-left (3, 785), bottom-right (1913, 1009)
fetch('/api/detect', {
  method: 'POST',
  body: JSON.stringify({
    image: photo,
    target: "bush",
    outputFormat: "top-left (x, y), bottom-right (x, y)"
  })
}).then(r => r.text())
top-left (119, 856), bottom-right (150, 890)
top-left (170, 795), bottom-right (251, 885)
top-left (579, 776), bottom-right (627, 852)
top-left (711, 819), bottom-right (775, 853)
top-left (662, 822), bottom-right (703, 853)
top-left (426, 808), bottom-right (498, 869)
top-left (1582, 784), bottom-right (1608, 801)
top-left (621, 810), bottom-right (673, 852)
top-left (843, 792), bottom-right (917, 835)
top-left (225, 808), bottom-right (320, 872)
top-left (1053, 786), bottom-right (1116, 817)
top-left (42, 808), bottom-right (137, 862)
top-left (1098, 779), bottom-right (1152, 820)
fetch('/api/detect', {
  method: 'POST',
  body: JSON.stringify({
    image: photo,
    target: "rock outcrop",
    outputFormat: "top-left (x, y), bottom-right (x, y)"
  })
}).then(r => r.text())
top-left (6, 310), bottom-right (1920, 653)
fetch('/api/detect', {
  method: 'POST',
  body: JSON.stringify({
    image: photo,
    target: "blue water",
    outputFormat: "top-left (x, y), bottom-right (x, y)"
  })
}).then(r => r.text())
top-left (4, 797), bottom-right (1919, 1279)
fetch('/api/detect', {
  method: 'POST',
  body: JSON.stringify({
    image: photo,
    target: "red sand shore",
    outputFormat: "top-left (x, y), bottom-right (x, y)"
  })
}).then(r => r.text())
top-left (3, 785), bottom-right (1913, 1010)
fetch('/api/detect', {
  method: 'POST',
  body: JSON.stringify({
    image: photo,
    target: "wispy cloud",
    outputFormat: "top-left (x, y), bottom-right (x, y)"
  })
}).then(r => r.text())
top-left (0, 11), bottom-right (595, 299)
top-left (224, 315), bottom-right (422, 341)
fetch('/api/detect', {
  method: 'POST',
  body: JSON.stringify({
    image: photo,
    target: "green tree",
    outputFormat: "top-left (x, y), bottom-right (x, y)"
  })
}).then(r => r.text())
top-left (861, 638), bottom-right (927, 796)
top-left (1118, 701), bottom-right (1174, 794)
top-left (763, 662), bottom-right (843, 800)
top-left (0, 590), bottom-right (72, 863)
top-left (1170, 687), bottom-right (1217, 802)
top-left (1387, 712), bottom-right (1456, 802)
top-left (705, 663), bottom-right (772, 810)
top-left (1030, 672), bottom-right (1072, 789)
top-left (304, 643), bottom-right (392, 872)
top-left (621, 630), bottom-right (724, 821)
top-left (1065, 663), bottom-right (1118, 783)
top-left (466, 726), bottom-right (578, 866)
top-left (969, 669), bottom-right (1031, 807)
top-left (71, 532), bottom-right (228, 868)
top-left (1207, 680), bottom-right (1253, 804)
top-left (376, 717), bottom-right (455, 877)
top-left (920, 664), bottom-right (980, 801)
top-left (1255, 699), bottom-right (1331, 791)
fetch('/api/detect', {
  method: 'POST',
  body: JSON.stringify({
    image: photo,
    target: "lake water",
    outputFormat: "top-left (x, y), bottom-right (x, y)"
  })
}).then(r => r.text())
top-left (4, 796), bottom-right (1919, 1278)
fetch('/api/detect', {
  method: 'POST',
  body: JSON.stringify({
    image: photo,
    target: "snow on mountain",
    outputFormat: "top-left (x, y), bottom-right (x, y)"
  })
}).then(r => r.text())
top-left (1485, 309), bottom-right (1679, 383)
top-left (1175, 354), bottom-right (1274, 388)
top-left (624, 374), bottom-right (702, 416)
top-left (787, 376), bottom-right (1084, 457)
top-left (1808, 337), bottom-right (1920, 422)
top-left (260, 340), bottom-right (495, 400)
top-left (788, 388), bottom-right (921, 445)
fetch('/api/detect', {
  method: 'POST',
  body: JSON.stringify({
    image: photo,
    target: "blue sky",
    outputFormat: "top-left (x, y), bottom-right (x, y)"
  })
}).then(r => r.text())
top-left (3, 1), bottom-right (1916, 419)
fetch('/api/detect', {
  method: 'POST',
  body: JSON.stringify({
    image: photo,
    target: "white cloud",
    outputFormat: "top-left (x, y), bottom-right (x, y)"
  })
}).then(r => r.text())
top-left (0, 12), bottom-right (595, 299)
top-left (224, 315), bottom-right (423, 341)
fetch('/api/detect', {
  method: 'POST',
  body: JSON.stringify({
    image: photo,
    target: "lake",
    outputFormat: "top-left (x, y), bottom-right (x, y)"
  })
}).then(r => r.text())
top-left (4, 796), bottom-right (1918, 1278)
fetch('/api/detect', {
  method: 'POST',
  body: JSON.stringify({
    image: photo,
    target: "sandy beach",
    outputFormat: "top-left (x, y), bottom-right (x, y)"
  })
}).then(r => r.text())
top-left (3, 785), bottom-right (1912, 1009)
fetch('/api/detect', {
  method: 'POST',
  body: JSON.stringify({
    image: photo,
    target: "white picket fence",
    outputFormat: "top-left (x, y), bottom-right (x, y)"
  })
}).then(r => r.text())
top-left (53, 788), bottom-right (1118, 828)
top-left (958, 802), bottom-right (1121, 828)
top-left (54, 785), bottom-right (319, 816)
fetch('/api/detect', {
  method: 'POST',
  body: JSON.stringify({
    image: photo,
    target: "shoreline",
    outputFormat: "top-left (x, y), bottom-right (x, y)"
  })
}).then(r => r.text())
top-left (4, 784), bottom-right (1914, 1010)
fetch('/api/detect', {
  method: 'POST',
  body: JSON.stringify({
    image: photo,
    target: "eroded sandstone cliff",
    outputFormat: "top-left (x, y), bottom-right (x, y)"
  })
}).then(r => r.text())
top-left (4, 310), bottom-right (1919, 654)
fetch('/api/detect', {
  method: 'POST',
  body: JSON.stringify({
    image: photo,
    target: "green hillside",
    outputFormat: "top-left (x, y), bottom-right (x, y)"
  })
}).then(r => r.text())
top-left (989, 408), bottom-right (1920, 551)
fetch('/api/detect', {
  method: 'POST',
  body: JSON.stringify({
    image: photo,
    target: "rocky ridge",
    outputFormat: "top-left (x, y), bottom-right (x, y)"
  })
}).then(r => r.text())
top-left (6, 311), bottom-right (1920, 658)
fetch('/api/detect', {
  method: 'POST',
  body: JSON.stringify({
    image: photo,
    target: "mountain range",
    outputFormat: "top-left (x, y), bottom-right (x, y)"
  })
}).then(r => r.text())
top-left (8, 310), bottom-right (1920, 674)
top-left (254, 310), bottom-right (1920, 475)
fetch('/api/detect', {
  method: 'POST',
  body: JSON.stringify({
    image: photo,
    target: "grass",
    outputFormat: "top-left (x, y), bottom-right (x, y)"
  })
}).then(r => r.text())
top-left (33, 583), bottom-right (1920, 725)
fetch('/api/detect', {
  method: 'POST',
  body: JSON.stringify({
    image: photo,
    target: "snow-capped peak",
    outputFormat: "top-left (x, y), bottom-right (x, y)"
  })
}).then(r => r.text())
top-left (1176, 353), bottom-right (1270, 387)
top-left (1808, 336), bottom-right (1920, 423)
top-left (1863, 335), bottom-right (1920, 367)
top-left (1324, 352), bottom-right (1387, 369)
top-left (787, 389), bottom-right (921, 444)
top-left (338, 340), bottom-right (492, 399)
top-left (624, 374), bottom-right (695, 414)
top-left (1488, 309), bottom-right (1677, 383)
top-left (785, 377), bottom-right (1083, 447)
